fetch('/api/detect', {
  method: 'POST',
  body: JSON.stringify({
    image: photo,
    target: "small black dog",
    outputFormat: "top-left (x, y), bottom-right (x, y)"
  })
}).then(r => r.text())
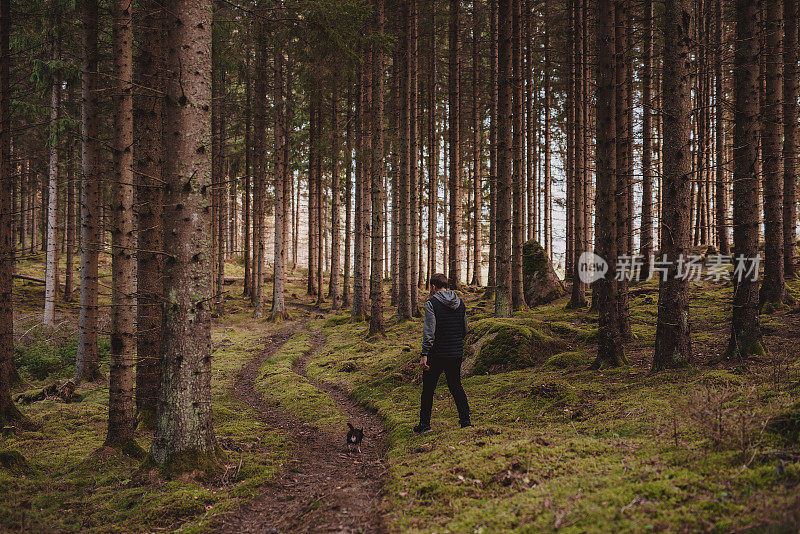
top-left (346, 423), bottom-right (364, 454)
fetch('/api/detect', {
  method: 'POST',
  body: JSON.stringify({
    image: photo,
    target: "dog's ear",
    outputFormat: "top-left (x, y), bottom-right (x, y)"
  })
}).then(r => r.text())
top-left (347, 422), bottom-right (355, 431)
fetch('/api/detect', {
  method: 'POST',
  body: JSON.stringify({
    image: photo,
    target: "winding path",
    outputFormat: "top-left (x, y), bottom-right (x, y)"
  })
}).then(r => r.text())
top-left (213, 322), bottom-right (388, 534)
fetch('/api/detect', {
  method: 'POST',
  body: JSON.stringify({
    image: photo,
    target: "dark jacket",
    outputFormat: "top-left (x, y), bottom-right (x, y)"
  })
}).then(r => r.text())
top-left (420, 290), bottom-right (468, 359)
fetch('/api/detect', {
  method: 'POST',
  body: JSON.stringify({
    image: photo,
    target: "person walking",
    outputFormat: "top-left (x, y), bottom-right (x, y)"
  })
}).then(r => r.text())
top-left (413, 273), bottom-right (472, 433)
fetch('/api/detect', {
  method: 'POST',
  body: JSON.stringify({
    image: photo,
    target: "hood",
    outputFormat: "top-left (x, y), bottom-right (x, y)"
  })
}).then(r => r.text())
top-left (433, 289), bottom-right (462, 309)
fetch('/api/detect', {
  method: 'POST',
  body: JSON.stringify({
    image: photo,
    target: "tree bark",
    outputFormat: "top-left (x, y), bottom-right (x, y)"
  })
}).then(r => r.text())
top-left (784, 0), bottom-right (798, 276)
top-left (410, 0), bottom-right (421, 308)
top-left (759, 0), bottom-right (785, 306)
top-left (543, 0), bottom-right (552, 260)
top-left (715, 0), bottom-right (729, 255)
top-left (494, 0), bottom-right (513, 318)
top-left (592, 0), bottom-right (627, 368)
top-left (107, 0), bottom-right (137, 452)
top-left (614, 0), bottom-right (631, 341)
top-left (343, 87), bottom-right (353, 307)
top-left (134, 0), bottom-right (164, 428)
top-left (653, 0), bottom-right (693, 371)
top-left (0, 0), bottom-right (24, 427)
top-left (329, 81), bottom-right (341, 311)
top-left (369, 0), bottom-right (386, 336)
top-left (471, 1), bottom-right (482, 287)
top-left (150, 0), bottom-right (218, 469)
top-left (448, 0), bottom-right (462, 290)
top-left (64, 147), bottom-right (75, 302)
top-left (569, 0), bottom-right (587, 308)
top-left (511, 0), bottom-right (525, 309)
top-left (44, 54), bottom-right (60, 327)
top-left (640, 0), bottom-right (654, 278)
top-left (76, 0), bottom-right (102, 383)
top-left (243, 52), bottom-right (251, 296)
top-left (253, 15), bottom-right (267, 314)
top-left (488, 0), bottom-right (498, 295)
top-left (398, 1), bottom-right (413, 318)
top-left (271, 0), bottom-right (289, 321)
top-left (427, 6), bottom-right (438, 287)
top-left (728, 0), bottom-right (764, 359)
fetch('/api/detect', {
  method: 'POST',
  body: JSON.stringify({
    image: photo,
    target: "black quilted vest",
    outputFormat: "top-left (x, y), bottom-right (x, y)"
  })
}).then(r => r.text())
top-left (429, 297), bottom-right (467, 359)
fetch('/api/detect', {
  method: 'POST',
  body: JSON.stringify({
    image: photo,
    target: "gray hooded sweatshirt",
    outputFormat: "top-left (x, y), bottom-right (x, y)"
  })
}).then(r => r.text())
top-left (420, 289), bottom-right (469, 358)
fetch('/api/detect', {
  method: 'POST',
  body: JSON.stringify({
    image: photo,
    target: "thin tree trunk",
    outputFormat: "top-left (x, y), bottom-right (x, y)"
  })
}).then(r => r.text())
top-left (759, 0), bottom-right (785, 306)
top-left (410, 0), bottom-right (421, 309)
top-left (569, 0), bottom-right (587, 308)
top-left (352, 65), bottom-right (366, 320)
top-left (614, 0), bottom-right (631, 341)
top-left (43, 55), bottom-right (60, 327)
top-left (243, 52), bottom-right (251, 296)
top-left (343, 87), bottom-right (353, 307)
top-left (448, 0), bottom-right (462, 290)
top-left (653, 0), bottom-right (692, 371)
top-left (271, 0), bottom-right (289, 321)
top-left (471, 0), bottom-right (482, 287)
top-left (592, 0), bottom-right (626, 368)
top-left (253, 17), bottom-right (267, 314)
top-left (728, 0), bottom-right (764, 359)
top-left (76, 0), bottom-right (102, 383)
top-left (715, 0), bottom-right (729, 255)
top-left (543, 0), bottom-right (552, 260)
top-left (107, 0), bottom-right (137, 452)
top-left (427, 6), bottom-right (437, 286)
top-left (329, 81), bottom-right (341, 311)
top-left (783, 0), bottom-right (798, 276)
top-left (488, 0), bottom-right (498, 295)
top-left (511, 0), bottom-right (525, 309)
top-left (640, 0), bottom-right (654, 277)
top-left (398, 1), bottom-right (413, 318)
top-left (64, 146), bottom-right (75, 302)
top-left (495, 0), bottom-right (513, 318)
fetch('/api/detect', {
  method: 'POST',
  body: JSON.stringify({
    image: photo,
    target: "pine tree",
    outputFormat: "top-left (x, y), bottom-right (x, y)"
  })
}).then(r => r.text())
top-left (784, 0), bottom-right (798, 276)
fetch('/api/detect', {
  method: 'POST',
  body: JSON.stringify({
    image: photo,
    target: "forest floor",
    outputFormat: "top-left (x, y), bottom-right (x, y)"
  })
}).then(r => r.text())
top-left (2, 253), bottom-right (800, 533)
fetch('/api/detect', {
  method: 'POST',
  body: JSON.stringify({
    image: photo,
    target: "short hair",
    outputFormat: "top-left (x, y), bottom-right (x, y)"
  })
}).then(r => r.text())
top-left (430, 273), bottom-right (449, 289)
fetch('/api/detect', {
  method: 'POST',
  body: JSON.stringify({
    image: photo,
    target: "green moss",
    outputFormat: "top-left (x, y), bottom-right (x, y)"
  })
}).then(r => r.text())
top-left (470, 319), bottom-right (567, 375)
top-left (544, 351), bottom-right (591, 369)
top-left (767, 401), bottom-right (800, 443)
top-left (522, 240), bottom-right (548, 278)
top-left (0, 450), bottom-right (30, 474)
top-left (695, 370), bottom-right (745, 387)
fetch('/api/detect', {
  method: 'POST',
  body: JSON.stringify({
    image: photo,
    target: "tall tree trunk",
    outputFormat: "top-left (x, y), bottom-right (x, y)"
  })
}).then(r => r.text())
top-left (525, 6), bottom-right (534, 244)
top-left (64, 147), bottom-right (75, 302)
top-left (135, 0), bottom-right (164, 428)
top-left (243, 52), bottom-right (251, 296)
top-left (640, 0), bottom-right (654, 277)
top-left (614, 0), bottom-right (631, 341)
top-left (314, 76), bottom-right (325, 306)
top-left (343, 87), bottom-right (353, 307)
top-left (215, 71), bottom-right (226, 316)
top-left (592, 0), bottom-right (627, 368)
top-left (728, 0), bottom-right (764, 358)
top-left (715, 0), bottom-right (729, 255)
top-left (370, 0), bottom-right (386, 335)
top-left (410, 0), bottom-right (421, 308)
top-left (495, 0), bottom-right (513, 317)
top-left (653, 0), bottom-right (692, 371)
top-left (448, 0), bottom-right (462, 290)
top-left (329, 81), bottom-right (341, 311)
top-left (352, 64), bottom-right (366, 320)
top-left (0, 0), bottom-right (24, 427)
top-left (543, 0), bottom-right (552, 260)
top-left (107, 0), bottom-right (137, 452)
top-left (76, 0), bottom-right (101, 382)
top-left (487, 0), bottom-right (498, 295)
top-left (760, 0), bottom-right (785, 306)
top-left (511, 0), bottom-right (525, 309)
top-left (471, 1), bottom-right (482, 287)
top-left (427, 6), bottom-right (437, 286)
top-left (784, 0), bottom-right (798, 276)
top-left (398, 1), bottom-right (413, 318)
top-left (44, 55), bottom-right (60, 327)
top-left (271, 0), bottom-right (289, 320)
top-left (253, 17), bottom-right (267, 314)
top-left (150, 0), bottom-right (218, 469)
top-left (569, 0), bottom-right (587, 308)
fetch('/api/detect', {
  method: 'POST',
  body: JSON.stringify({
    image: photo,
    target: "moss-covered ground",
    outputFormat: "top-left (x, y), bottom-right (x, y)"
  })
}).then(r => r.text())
top-left (309, 278), bottom-right (800, 532)
top-left (3, 252), bottom-right (800, 532)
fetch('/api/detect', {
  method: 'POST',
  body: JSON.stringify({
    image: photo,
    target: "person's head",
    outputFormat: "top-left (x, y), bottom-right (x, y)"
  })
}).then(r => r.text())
top-left (430, 273), bottom-right (449, 292)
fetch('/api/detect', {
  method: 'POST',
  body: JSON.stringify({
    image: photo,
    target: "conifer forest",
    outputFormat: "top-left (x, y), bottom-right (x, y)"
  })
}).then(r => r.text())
top-left (1, 0), bottom-right (800, 531)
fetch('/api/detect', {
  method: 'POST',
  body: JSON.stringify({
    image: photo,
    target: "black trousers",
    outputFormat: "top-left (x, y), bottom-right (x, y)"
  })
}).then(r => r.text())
top-left (419, 357), bottom-right (470, 426)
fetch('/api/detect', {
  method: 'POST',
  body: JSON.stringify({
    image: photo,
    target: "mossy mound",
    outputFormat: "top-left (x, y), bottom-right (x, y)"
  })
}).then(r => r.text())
top-left (468, 319), bottom-right (568, 375)
top-left (544, 351), bottom-right (591, 369)
top-left (529, 379), bottom-right (579, 407)
top-left (694, 370), bottom-right (745, 387)
top-left (0, 450), bottom-right (30, 474)
top-left (767, 402), bottom-right (800, 443)
top-left (522, 240), bottom-right (563, 307)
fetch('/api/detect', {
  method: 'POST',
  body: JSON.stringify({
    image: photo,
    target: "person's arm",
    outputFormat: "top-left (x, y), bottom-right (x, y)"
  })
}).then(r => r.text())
top-left (463, 305), bottom-right (469, 336)
top-left (420, 300), bottom-right (436, 357)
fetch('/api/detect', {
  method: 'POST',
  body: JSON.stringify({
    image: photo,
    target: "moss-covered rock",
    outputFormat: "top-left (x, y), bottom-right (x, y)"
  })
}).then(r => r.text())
top-left (468, 319), bottom-right (568, 375)
top-left (767, 401), bottom-right (800, 443)
top-left (522, 240), bottom-right (563, 307)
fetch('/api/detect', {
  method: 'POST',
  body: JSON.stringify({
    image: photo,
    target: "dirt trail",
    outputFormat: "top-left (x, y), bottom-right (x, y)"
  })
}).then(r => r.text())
top-left (213, 321), bottom-right (389, 534)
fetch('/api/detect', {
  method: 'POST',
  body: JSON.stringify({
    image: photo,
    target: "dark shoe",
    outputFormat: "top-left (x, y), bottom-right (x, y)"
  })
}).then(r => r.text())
top-left (413, 423), bottom-right (432, 434)
top-left (460, 420), bottom-right (473, 428)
